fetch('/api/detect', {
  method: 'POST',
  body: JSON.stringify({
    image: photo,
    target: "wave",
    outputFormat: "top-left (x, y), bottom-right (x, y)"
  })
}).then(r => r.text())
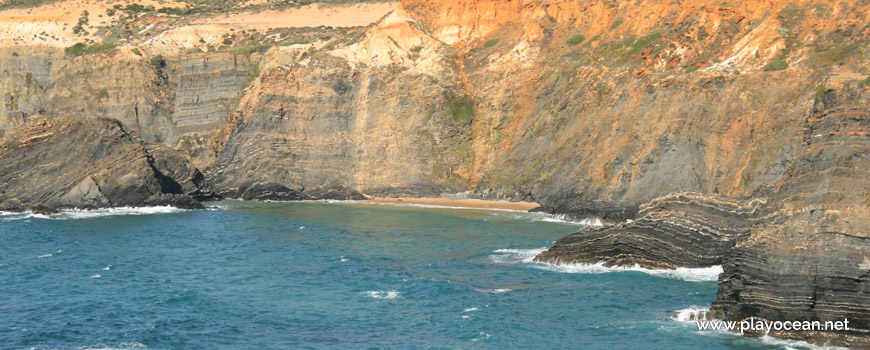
top-left (489, 248), bottom-right (722, 282)
top-left (37, 250), bottom-right (62, 259)
top-left (1, 212), bottom-right (50, 221)
top-left (671, 306), bottom-right (713, 323)
top-left (75, 343), bottom-right (148, 350)
top-left (488, 212), bottom-right (601, 226)
top-left (364, 290), bottom-right (400, 299)
top-left (463, 307), bottom-right (479, 312)
top-left (757, 335), bottom-right (849, 350)
top-left (54, 206), bottom-right (188, 220)
top-left (670, 307), bottom-right (848, 350)
top-left (89, 274), bottom-right (101, 279)
top-left (474, 288), bottom-right (512, 294)
top-left (4, 206), bottom-right (191, 221)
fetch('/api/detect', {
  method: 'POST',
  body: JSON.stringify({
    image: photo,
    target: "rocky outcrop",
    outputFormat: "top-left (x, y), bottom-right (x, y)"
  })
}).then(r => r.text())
top-left (0, 0), bottom-right (868, 345)
top-left (535, 193), bottom-right (762, 269)
top-left (711, 85), bottom-right (870, 347)
top-left (0, 115), bottom-right (215, 211)
top-left (536, 80), bottom-right (870, 346)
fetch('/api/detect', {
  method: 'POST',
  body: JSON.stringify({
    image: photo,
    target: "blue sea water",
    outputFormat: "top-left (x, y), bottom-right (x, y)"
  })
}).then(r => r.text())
top-left (0, 201), bottom-right (823, 349)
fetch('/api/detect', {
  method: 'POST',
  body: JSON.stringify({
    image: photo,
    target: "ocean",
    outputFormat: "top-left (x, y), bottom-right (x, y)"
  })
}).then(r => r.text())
top-left (0, 201), bottom-right (830, 349)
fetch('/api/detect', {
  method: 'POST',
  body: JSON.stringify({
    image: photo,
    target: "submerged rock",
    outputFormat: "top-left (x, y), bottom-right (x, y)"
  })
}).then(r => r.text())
top-left (30, 204), bottom-right (57, 215)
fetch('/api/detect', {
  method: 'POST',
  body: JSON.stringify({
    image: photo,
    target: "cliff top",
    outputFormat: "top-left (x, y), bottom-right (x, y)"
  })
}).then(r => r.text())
top-left (0, 0), bottom-right (397, 51)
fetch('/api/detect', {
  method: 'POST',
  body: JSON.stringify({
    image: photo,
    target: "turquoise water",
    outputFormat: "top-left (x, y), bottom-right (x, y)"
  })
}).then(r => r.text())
top-left (0, 201), bottom-right (805, 349)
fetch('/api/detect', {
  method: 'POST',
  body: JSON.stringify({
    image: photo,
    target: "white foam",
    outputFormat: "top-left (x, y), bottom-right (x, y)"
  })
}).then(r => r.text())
top-left (758, 335), bottom-right (849, 350)
top-left (102, 265), bottom-right (111, 271)
top-left (53, 206), bottom-right (187, 220)
top-left (340, 258), bottom-right (348, 262)
top-left (0, 263), bottom-right (9, 268)
top-left (489, 248), bottom-right (722, 282)
top-left (489, 212), bottom-right (599, 226)
top-left (670, 307), bottom-right (848, 350)
top-left (1, 212), bottom-right (50, 221)
top-left (472, 332), bottom-right (492, 342)
top-left (475, 288), bottom-right (512, 294)
top-left (75, 343), bottom-right (148, 350)
top-left (671, 306), bottom-right (713, 323)
top-left (3, 207), bottom-right (188, 221)
top-left (461, 315), bottom-right (471, 319)
top-left (37, 250), bottom-right (62, 259)
top-left (89, 274), bottom-right (101, 279)
top-left (463, 307), bottom-right (479, 312)
top-left (364, 290), bottom-right (400, 299)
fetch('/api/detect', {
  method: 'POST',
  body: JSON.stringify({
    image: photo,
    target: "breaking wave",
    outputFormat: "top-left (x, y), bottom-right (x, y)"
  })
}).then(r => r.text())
top-left (1, 207), bottom-right (189, 221)
top-left (364, 290), bottom-right (401, 300)
top-left (489, 248), bottom-right (722, 282)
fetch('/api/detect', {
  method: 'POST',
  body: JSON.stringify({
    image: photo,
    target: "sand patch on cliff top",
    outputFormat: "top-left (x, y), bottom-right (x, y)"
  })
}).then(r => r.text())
top-left (0, 1), bottom-right (397, 49)
top-left (193, 3), bottom-right (397, 29)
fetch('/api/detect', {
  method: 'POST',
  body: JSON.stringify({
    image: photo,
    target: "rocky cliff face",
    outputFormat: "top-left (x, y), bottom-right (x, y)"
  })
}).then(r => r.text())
top-left (534, 193), bottom-right (763, 269)
top-left (0, 0), bottom-right (868, 345)
top-left (0, 115), bottom-right (214, 211)
top-left (711, 82), bottom-right (870, 347)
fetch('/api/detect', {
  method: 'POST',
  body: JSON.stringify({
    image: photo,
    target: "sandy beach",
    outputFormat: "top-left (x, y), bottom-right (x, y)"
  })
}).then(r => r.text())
top-left (367, 197), bottom-right (540, 211)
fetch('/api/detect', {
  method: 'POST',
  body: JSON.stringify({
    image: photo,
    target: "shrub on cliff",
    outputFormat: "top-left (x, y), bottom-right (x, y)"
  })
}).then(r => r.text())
top-left (150, 55), bottom-right (166, 68)
top-left (763, 58), bottom-right (788, 72)
top-left (566, 34), bottom-right (586, 45)
top-left (64, 43), bottom-right (116, 56)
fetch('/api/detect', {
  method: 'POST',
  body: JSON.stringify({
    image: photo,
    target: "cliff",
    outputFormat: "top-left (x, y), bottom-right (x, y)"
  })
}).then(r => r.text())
top-left (0, 115), bottom-right (213, 211)
top-left (0, 0), bottom-right (868, 345)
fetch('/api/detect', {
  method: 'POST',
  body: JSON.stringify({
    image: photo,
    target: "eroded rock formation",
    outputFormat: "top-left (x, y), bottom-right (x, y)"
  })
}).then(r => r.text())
top-left (0, 0), bottom-right (868, 345)
top-left (535, 193), bottom-right (762, 269)
top-left (0, 116), bottom-right (214, 211)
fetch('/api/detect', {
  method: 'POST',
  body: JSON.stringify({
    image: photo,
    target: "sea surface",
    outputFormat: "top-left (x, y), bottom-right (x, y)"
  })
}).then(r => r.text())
top-left (0, 201), bottom-right (830, 349)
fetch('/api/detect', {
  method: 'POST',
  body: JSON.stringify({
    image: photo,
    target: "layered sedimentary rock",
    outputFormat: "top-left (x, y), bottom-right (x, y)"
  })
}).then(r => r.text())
top-left (0, 115), bottom-right (214, 211)
top-left (0, 0), bottom-right (868, 345)
top-left (711, 85), bottom-right (870, 347)
top-left (0, 47), bottom-right (256, 149)
top-left (536, 80), bottom-right (870, 346)
top-left (535, 193), bottom-right (762, 269)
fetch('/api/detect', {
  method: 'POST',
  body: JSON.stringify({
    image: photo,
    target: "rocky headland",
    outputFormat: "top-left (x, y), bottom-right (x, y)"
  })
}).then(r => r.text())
top-left (1, 0), bottom-right (868, 346)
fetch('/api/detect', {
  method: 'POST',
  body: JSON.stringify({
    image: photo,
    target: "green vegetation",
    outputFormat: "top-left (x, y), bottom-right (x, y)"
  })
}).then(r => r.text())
top-left (812, 43), bottom-right (861, 66)
top-left (685, 66), bottom-right (698, 73)
top-left (566, 34), bottom-right (586, 46)
top-left (6, 140), bottom-right (19, 150)
top-left (150, 55), bottom-right (166, 68)
top-left (64, 43), bottom-right (116, 56)
top-left (96, 88), bottom-right (109, 99)
top-left (595, 32), bottom-right (662, 65)
top-left (610, 19), bottom-right (623, 29)
top-left (443, 91), bottom-right (475, 121)
top-left (131, 48), bottom-right (143, 57)
top-left (484, 39), bottom-right (500, 48)
top-left (763, 58), bottom-right (788, 72)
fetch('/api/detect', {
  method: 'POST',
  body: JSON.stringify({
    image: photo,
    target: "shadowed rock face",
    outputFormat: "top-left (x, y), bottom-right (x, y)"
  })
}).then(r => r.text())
top-left (711, 90), bottom-right (870, 347)
top-left (0, 0), bottom-right (868, 345)
top-left (536, 85), bottom-right (870, 346)
top-left (534, 193), bottom-right (761, 269)
top-left (0, 116), bottom-right (216, 211)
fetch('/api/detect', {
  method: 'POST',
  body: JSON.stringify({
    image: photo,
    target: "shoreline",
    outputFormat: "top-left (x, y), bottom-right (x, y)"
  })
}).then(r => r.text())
top-left (364, 197), bottom-right (540, 211)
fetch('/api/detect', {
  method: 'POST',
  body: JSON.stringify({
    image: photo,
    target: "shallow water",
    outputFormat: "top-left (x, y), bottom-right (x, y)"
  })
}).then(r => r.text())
top-left (0, 201), bottom-right (823, 349)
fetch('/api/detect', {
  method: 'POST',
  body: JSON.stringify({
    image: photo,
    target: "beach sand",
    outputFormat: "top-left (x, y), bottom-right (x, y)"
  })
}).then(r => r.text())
top-left (367, 197), bottom-right (540, 211)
